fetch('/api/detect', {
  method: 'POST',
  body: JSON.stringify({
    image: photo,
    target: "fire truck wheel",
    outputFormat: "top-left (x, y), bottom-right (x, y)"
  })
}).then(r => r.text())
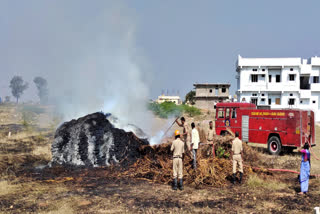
top-left (267, 136), bottom-right (282, 155)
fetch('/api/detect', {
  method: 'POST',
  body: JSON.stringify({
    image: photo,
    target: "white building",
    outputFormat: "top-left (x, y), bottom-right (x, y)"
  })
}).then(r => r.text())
top-left (236, 55), bottom-right (320, 121)
top-left (156, 95), bottom-right (182, 105)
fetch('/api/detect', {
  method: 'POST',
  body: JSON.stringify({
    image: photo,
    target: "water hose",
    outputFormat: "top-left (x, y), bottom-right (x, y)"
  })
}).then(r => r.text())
top-left (161, 116), bottom-right (180, 140)
top-left (305, 134), bottom-right (320, 161)
top-left (246, 165), bottom-right (320, 177)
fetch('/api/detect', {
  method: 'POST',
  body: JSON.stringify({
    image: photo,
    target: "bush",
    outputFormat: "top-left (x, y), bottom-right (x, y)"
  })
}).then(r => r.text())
top-left (148, 102), bottom-right (201, 118)
top-left (216, 146), bottom-right (230, 159)
top-left (183, 105), bottom-right (201, 117)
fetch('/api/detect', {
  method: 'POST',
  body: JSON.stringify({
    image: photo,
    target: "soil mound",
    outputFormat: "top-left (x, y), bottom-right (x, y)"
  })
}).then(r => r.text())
top-left (51, 112), bottom-right (149, 167)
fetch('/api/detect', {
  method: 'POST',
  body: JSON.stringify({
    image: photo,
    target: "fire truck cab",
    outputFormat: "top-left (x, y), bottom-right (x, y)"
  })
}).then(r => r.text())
top-left (215, 102), bottom-right (316, 155)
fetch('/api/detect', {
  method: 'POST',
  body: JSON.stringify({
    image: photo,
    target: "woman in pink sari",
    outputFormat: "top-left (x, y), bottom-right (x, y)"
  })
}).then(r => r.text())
top-left (298, 143), bottom-right (311, 195)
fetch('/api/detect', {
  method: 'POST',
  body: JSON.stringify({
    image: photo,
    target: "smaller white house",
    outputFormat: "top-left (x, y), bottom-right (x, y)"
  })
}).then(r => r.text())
top-left (156, 95), bottom-right (182, 105)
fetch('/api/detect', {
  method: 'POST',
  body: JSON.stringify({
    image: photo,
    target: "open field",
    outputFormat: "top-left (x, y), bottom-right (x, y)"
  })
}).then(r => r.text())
top-left (0, 104), bottom-right (319, 213)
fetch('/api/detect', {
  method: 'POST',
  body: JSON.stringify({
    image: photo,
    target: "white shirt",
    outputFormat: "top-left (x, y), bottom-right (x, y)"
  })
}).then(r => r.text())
top-left (191, 128), bottom-right (200, 149)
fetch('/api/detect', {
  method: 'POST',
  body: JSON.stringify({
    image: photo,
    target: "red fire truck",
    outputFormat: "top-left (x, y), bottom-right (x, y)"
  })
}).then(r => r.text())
top-left (215, 103), bottom-right (316, 155)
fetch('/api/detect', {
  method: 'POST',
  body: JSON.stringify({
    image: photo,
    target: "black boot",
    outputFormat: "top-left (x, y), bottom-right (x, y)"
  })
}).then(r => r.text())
top-left (179, 179), bottom-right (184, 190)
top-left (232, 173), bottom-right (236, 184)
top-left (172, 179), bottom-right (177, 190)
top-left (239, 172), bottom-right (243, 184)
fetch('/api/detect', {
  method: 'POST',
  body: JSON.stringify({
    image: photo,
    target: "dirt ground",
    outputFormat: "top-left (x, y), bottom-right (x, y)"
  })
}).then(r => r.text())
top-left (0, 105), bottom-right (320, 214)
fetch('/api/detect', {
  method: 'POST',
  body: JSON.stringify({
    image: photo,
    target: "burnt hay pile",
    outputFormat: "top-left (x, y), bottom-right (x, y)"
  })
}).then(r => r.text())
top-left (114, 134), bottom-right (259, 187)
top-left (51, 112), bottom-right (148, 168)
top-left (51, 113), bottom-right (259, 187)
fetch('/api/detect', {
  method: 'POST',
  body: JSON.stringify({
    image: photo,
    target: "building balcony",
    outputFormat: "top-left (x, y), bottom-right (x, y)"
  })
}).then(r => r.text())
top-left (300, 90), bottom-right (311, 98)
top-left (300, 64), bottom-right (312, 75)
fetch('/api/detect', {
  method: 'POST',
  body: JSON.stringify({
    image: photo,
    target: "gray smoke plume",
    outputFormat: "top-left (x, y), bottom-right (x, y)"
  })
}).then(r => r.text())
top-left (0, 1), bottom-right (155, 134)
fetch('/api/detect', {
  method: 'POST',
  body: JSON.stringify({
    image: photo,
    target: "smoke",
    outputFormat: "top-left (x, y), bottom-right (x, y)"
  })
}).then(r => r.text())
top-left (0, 1), bottom-right (155, 133)
top-left (149, 116), bottom-right (178, 145)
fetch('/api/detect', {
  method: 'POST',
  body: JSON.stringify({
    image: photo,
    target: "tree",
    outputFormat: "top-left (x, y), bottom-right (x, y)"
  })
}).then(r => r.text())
top-left (33, 76), bottom-right (49, 104)
top-left (185, 90), bottom-right (196, 105)
top-left (9, 76), bottom-right (28, 103)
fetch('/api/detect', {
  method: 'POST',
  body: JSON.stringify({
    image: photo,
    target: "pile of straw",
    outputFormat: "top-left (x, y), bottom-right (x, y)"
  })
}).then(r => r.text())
top-left (114, 134), bottom-right (258, 187)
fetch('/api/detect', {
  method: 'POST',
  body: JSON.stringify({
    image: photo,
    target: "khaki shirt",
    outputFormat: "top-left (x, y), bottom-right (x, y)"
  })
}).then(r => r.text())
top-left (171, 138), bottom-right (185, 158)
top-left (182, 123), bottom-right (189, 142)
top-left (207, 128), bottom-right (215, 141)
top-left (232, 137), bottom-right (243, 155)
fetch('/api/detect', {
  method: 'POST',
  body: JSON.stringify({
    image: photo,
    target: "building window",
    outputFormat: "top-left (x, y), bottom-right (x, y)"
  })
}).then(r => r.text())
top-left (313, 100), bottom-right (316, 104)
top-left (231, 108), bottom-right (237, 118)
top-left (261, 98), bottom-right (265, 102)
top-left (300, 100), bottom-right (303, 104)
top-left (289, 74), bottom-right (295, 81)
top-left (276, 75), bottom-right (281, 82)
top-left (300, 76), bottom-right (311, 89)
top-left (262, 93), bottom-right (265, 96)
top-left (268, 98), bottom-right (271, 105)
top-left (290, 93), bottom-right (293, 96)
top-left (313, 76), bottom-right (319, 83)
top-left (251, 75), bottom-right (258, 82)
top-left (252, 68), bottom-right (257, 71)
top-left (218, 108), bottom-right (224, 118)
top-left (209, 89), bottom-right (213, 93)
top-left (275, 98), bottom-right (281, 105)
top-left (252, 93), bottom-right (257, 96)
top-left (288, 98), bottom-right (295, 105)
top-left (251, 98), bottom-right (258, 105)
top-left (221, 88), bottom-right (226, 93)
top-left (215, 88), bottom-right (219, 95)
top-left (290, 68), bottom-right (293, 71)
top-left (262, 69), bottom-right (265, 71)
top-left (262, 74), bottom-right (265, 78)
top-left (269, 75), bottom-right (272, 83)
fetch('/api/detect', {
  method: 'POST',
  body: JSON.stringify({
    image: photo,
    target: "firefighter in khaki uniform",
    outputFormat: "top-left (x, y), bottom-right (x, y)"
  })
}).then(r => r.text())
top-left (207, 121), bottom-right (215, 158)
top-left (171, 130), bottom-right (185, 190)
top-left (231, 132), bottom-right (243, 184)
top-left (175, 117), bottom-right (190, 151)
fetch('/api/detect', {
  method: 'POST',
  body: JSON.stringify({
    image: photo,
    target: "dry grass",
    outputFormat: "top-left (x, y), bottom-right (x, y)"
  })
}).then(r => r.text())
top-left (247, 174), bottom-right (288, 191)
top-left (32, 145), bottom-right (52, 160)
top-left (0, 180), bottom-right (20, 196)
top-left (310, 177), bottom-right (320, 194)
top-left (312, 125), bottom-right (320, 173)
top-left (9, 131), bottom-right (40, 140)
top-left (0, 129), bottom-right (53, 175)
top-left (44, 203), bottom-right (74, 214)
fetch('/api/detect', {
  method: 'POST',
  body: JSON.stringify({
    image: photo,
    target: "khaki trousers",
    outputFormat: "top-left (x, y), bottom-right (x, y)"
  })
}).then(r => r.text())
top-left (173, 158), bottom-right (183, 179)
top-left (233, 154), bottom-right (243, 174)
top-left (183, 136), bottom-right (191, 151)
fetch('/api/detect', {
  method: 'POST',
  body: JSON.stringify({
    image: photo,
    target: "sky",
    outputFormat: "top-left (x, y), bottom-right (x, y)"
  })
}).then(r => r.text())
top-left (128, 0), bottom-right (320, 98)
top-left (0, 0), bottom-right (320, 102)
